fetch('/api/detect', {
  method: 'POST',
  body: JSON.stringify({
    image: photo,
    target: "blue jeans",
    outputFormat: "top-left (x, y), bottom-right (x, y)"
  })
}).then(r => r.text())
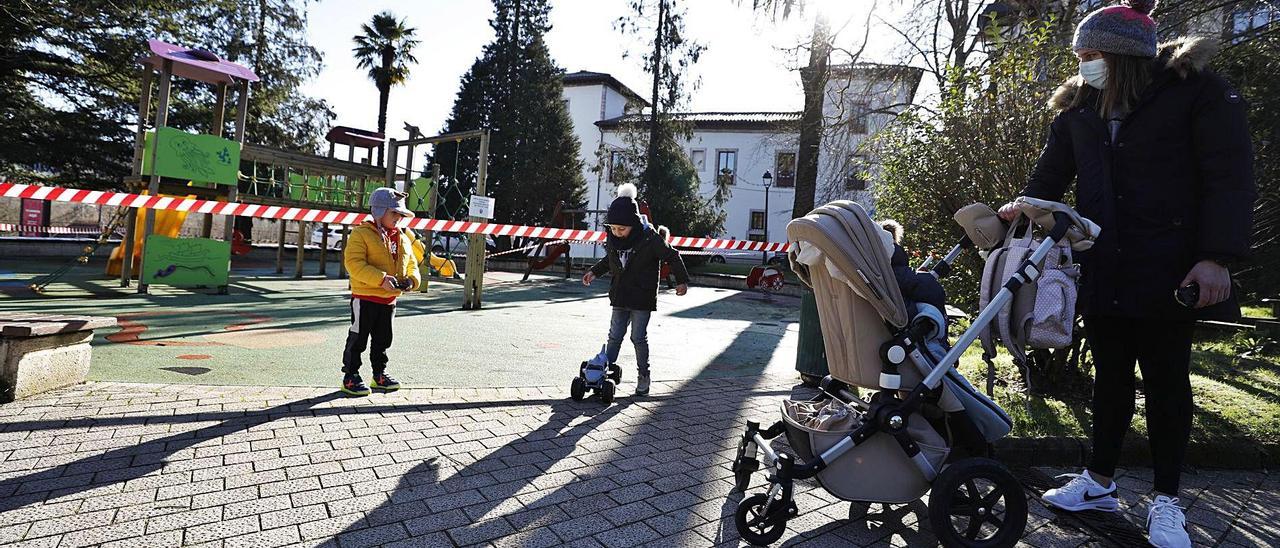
top-left (606, 307), bottom-right (651, 374)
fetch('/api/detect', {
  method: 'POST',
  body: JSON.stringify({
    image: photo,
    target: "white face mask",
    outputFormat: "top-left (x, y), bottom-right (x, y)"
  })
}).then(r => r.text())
top-left (1079, 58), bottom-right (1108, 89)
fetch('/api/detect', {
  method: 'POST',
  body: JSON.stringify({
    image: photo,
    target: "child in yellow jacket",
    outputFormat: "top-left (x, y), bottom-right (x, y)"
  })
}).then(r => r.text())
top-left (341, 188), bottom-right (421, 396)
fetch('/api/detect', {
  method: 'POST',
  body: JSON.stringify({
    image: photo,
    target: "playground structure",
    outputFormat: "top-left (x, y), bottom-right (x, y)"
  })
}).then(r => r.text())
top-left (522, 202), bottom-right (578, 281)
top-left (77, 38), bottom-right (492, 307)
top-left (118, 39), bottom-right (264, 294)
top-left (385, 130), bottom-right (491, 309)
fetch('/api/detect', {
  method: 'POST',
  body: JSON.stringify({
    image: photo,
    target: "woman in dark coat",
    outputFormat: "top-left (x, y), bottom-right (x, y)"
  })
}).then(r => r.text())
top-left (998, 2), bottom-right (1255, 547)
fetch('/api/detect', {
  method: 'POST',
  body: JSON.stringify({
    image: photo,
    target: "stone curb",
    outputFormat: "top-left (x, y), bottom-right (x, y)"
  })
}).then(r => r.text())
top-left (994, 436), bottom-right (1279, 469)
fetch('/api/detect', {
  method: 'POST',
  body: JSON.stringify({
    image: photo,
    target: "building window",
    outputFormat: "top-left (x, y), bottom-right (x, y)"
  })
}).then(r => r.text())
top-left (848, 101), bottom-right (870, 134)
top-left (1231, 5), bottom-right (1278, 40)
top-left (746, 233), bottom-right (766, 243)
top-left (609, 151), bottom-right (630, 183)
top-left (844, 155), bottom-right (868, 191)
top-left (774, 152), bottom-right (796, 188)
top-left (690, 149), bottom-right (706, 172)
top-left (749, 210), bottom-right (766, 231)
top-left (716, 150), bottom-right (737, 185)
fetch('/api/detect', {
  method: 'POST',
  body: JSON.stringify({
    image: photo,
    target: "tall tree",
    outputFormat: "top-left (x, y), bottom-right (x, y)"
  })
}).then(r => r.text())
top-left (616, 0), bottom-right (722, 237)
top-left (352, 11), bottom-right (419, 162)
top-left (434, 0), bottom-right (586, 240)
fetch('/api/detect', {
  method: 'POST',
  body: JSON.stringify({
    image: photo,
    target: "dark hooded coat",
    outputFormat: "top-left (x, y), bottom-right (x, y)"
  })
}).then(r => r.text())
top-left (1021, 37), bottom-right (1256, 320)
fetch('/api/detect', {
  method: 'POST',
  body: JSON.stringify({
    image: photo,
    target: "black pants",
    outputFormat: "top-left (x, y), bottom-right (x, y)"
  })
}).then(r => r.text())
top-left (1085, 315), bottom-right (1195, 496)
top-left (342, 298), bottom-right (395, 375)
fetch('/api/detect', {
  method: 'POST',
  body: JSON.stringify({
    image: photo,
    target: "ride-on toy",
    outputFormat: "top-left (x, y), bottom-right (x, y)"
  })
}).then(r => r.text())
top-left (570, 346), bottom-right (622, 404)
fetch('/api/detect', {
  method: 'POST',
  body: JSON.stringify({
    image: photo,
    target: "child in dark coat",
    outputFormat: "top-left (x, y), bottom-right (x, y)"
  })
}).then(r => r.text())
top-left (879, 220), bottom-right (947, 316)
top-left (583, 183), bottom-right (690, 396)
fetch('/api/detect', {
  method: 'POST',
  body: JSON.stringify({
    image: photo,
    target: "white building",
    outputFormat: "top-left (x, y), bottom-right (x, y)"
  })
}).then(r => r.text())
top-left (561, 66), bottom-right (922, 259)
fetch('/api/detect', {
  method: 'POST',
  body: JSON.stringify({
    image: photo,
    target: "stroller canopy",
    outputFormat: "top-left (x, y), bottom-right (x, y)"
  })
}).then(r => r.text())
top-left (788, 201), bottom-right (909, 329)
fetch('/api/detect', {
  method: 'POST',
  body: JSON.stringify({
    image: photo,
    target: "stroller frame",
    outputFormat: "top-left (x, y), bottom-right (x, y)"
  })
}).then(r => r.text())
top-left (732, 210), bottom-right (1076, 546)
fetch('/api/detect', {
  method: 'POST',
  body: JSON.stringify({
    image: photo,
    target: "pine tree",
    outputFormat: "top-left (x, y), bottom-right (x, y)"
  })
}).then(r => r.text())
top-left (435, 0), bottom-right (587, 239)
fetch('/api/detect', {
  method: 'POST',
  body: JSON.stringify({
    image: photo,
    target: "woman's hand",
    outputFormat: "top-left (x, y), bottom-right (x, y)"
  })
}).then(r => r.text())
top-left (997, 201), bottom-right (1020, 222)
top-left (582, 272), bottom-right (596, 286)
top-left (381, 275), bottom-right (398, 292)
top-left (1181, 260), bottom-right (1232, 308)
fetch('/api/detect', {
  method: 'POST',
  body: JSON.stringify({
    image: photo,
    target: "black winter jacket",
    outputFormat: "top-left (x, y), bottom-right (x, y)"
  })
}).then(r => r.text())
top-left (590, 225), bottom-right (691, 311)
top-left (1021, 37), bottom-right (1256, 321)
top-left (891, 244), bottom-right (947, 315)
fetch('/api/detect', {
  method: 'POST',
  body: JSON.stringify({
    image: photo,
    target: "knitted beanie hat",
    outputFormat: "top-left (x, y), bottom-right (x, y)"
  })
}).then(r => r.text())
top-left (1073, 1), bottom-right (1159, 58)
top-left (606, 183), bottom-right (642, 227)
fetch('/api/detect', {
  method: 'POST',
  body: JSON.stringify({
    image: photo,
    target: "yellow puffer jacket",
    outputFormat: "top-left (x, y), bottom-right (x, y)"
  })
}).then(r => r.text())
top-left (344, 221), bottom-right (421, 299)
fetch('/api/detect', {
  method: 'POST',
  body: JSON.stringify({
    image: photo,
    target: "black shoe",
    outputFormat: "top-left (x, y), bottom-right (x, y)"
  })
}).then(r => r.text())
top-left (371, 372), bottom-right (401, 391)
top-left (342, 374), bottom-right (371, 396)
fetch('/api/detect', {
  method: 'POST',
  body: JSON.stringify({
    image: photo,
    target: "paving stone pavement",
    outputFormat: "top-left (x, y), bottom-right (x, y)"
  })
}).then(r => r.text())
top-left (0, 378), bottom-right (1274, 547)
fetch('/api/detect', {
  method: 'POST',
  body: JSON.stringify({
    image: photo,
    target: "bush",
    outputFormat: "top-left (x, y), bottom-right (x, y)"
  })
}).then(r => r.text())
top-left (870, 20), bottom-right (1075, 312)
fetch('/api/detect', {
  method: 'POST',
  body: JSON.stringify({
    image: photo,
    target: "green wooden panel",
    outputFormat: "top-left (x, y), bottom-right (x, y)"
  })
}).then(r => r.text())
top-left (140, 127), bottom-right (240, 186)
top-left (141, 235), bottom-right (231, 287)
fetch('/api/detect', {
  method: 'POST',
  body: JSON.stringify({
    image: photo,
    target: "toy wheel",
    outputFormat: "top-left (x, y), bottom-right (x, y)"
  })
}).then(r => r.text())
top-left (735, 493), bottom-right (787, 546)
top-left (609, 364), bottom-right (622, 384)
top-left (928, 457), bottom-right (1027, 548)
top-left (733, 456), bottom-right (758, 492)
top-left (570, 377), bottom-right (586, 401)
top-left (599, 379), bottom-right (616, 404)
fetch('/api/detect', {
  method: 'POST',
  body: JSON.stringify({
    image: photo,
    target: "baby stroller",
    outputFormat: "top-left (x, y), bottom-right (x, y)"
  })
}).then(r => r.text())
top-left (731, 199), bottom-right (1098, 547)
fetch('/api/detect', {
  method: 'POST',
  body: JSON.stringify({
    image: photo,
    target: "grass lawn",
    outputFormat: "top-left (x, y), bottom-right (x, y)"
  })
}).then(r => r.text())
top-left (946, 332), bottom-right (1278, 451)
top-left (1241, 303), bottom-right (1276, 318)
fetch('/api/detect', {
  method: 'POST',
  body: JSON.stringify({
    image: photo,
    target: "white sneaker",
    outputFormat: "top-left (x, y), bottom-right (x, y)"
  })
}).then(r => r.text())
top-left (635, 372), bottom-right (650, 396)
top-left (1042, 470), bottom-right (1119, 512)
top-left (1147, 495), bottom-right (1191, 548)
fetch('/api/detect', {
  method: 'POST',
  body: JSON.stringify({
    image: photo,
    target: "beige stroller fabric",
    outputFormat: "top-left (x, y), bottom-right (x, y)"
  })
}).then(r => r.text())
top-left (781, 400), bottom-right (947, 503)
top-left (788, 201), bottom-right (908, 389)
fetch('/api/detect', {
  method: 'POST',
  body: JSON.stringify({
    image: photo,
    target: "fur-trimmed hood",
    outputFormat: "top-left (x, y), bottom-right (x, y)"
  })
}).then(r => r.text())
top-left (1049, 36), bottom-right (1220, 111)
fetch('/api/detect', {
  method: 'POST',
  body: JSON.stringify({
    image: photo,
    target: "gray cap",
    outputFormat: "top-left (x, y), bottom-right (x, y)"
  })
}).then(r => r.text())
top-left (369, 187), bottom-right (414, 219)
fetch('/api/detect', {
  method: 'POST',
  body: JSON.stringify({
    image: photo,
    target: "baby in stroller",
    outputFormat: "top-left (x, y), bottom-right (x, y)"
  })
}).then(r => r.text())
top-left (879, 220), bottom-right (951, 366)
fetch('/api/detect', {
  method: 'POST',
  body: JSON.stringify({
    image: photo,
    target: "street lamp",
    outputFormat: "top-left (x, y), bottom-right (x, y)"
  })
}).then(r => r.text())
top-left (761, 170), bottom-right (773, 264)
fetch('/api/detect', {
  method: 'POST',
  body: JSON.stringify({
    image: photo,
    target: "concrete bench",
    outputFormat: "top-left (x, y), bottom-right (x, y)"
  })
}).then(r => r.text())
top-left (1, 314), bottom-right (116, 403)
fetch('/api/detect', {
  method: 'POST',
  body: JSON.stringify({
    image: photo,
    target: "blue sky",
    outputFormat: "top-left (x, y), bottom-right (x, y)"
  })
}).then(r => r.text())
top-left (300, 0), bottom-right (899, 142)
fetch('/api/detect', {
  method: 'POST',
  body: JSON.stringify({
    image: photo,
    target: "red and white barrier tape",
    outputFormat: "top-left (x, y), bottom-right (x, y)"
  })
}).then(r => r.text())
top-left (0, 224), bottom-right (106, 235)
top-left (0, 182), bottom-right (791, 253)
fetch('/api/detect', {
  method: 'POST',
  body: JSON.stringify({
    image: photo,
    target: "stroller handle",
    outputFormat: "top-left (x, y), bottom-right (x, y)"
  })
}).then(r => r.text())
top-left (1045, 211), bottom-right (1073, 244)
top-left (919, 236), bottom-right (971, 279)
top-left (927, 211), bottom-right (1071, 278)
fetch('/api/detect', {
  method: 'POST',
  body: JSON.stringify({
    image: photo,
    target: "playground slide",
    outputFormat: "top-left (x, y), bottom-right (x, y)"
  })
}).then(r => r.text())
top-left (528, 242), bottom-right (570, 270)
top-left (428, 253), bottom-right (457, 278)
top-left (106, 205), bottom-right (190, 277)
top-left (409, 232), bottom-right (457, 278)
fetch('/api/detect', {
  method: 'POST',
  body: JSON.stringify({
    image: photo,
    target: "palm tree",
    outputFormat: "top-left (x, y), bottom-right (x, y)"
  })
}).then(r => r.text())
top-left (352, 11), bottom-right (420, 163)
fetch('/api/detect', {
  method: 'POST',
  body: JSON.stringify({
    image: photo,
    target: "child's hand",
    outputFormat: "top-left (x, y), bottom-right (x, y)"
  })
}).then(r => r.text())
top-left (676, 284), bottom-right (688, 296)
top-left (583, 272), bottom-right (595, 286)
top-left (381, 275), bottom-right (398, 292)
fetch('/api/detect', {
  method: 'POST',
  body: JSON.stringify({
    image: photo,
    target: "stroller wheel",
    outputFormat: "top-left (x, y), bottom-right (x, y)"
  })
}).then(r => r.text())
top-left (608, 363), bottom-right (622, 384)
top-left (599, 379), bottom-right (616, 404)
top-left (570, 377), bottom-right (586, 401)
top-left (735, 493), bottom-right (788, 546)
top-left (928, 457), bottom-right (1027, 548)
